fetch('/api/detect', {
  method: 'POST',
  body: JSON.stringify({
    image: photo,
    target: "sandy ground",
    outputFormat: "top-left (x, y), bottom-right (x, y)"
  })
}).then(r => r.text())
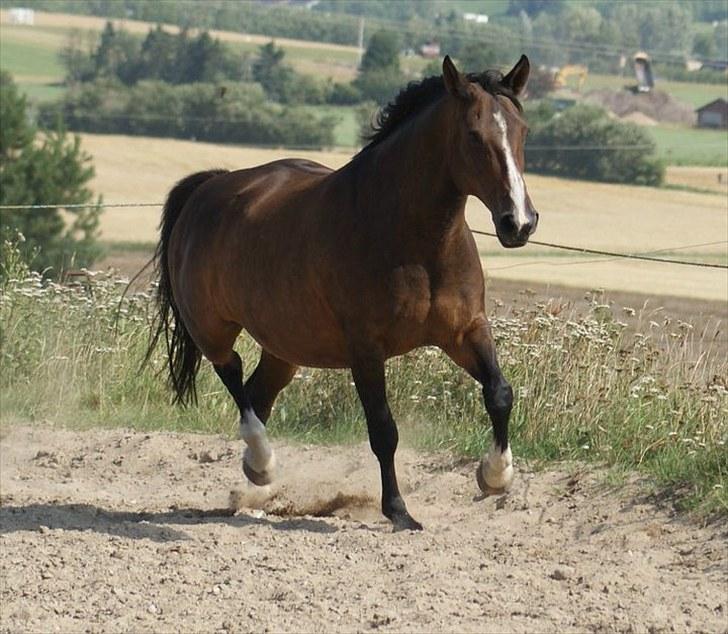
top-left (1, 425), bottom-right (726, 633)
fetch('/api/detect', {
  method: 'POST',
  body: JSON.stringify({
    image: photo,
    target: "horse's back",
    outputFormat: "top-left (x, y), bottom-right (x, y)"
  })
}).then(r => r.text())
top-left (225, 158), bottom-right (332, 206)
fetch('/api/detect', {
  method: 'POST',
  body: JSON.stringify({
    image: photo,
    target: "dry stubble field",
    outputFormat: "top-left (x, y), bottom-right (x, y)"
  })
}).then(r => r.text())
top-left (80, 133), bottom-right (728, 302)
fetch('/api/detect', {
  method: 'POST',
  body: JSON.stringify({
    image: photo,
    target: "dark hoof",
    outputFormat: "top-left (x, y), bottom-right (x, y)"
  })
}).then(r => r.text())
top-left (391, 513), bottom-right (424, 532)
top-left (243, 460), bottom-right (273, 486)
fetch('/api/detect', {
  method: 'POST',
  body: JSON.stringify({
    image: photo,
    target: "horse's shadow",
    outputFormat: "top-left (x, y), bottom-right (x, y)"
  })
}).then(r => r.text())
top-left (0, 502), bottom-right (337, 542)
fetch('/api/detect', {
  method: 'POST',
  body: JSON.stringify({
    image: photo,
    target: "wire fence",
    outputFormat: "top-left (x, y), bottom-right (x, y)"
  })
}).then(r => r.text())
top-left (2, 201), bottom-right (726, 270)
top-left (469, 229), bottom-right (727, 270)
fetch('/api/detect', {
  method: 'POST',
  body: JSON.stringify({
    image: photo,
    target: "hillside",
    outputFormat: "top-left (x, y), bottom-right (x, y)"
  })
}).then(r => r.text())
top-left (2, 10), bottom-right (725, 164)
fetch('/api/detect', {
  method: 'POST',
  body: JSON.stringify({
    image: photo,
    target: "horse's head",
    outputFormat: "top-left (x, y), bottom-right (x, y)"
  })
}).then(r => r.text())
top-left (442, 55), bottom-right (538, 248)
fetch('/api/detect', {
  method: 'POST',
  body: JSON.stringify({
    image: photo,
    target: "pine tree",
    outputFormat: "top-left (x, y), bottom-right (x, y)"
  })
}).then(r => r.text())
top-left (0, 72), bottom-right (102, 274)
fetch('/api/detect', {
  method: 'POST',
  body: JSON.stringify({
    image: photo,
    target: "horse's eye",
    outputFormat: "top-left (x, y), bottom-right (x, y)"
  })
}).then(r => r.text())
top-left (468, 130), bottom-right (481, 143)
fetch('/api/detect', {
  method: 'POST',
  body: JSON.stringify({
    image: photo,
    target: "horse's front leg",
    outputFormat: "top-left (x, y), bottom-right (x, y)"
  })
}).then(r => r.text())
top-left (443, 318), bottom-right (515, 494)
top-left (351, 357), bottom-right (423, 531)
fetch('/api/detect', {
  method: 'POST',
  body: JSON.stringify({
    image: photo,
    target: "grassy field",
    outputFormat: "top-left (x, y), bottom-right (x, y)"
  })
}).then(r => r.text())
top-left (73, 133), bottom-right (728, 302)
top-left (0, 24), bottom-right (66, 100)
top-left (1, 242), bottom-right (725, 515)
top-left (649, 125), bottom-right (728, 167)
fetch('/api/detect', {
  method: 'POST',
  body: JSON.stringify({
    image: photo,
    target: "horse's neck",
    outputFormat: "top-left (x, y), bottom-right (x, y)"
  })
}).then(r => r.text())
top-left (347, 102), bottom-right (467, 249)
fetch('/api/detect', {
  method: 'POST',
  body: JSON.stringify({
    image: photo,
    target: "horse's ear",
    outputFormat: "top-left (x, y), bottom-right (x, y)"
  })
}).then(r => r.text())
top-left (502, 55), bottom-right (530, 97)
top-left (442, 55), bottom-right (469, 99)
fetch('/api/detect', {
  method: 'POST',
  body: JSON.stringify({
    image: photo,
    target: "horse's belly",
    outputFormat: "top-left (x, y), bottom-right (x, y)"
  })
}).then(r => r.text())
top-left (240, 307), bottom-right (350, 369)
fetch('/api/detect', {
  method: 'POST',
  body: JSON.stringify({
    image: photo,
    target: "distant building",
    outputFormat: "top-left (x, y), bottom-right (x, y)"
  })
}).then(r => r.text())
top-left (463, 12), bottom-right (489, 24)
top-left (420, 41), bottom-right (441, 59)
top-left (685, 59), bottom-right (703, 72)
top-left (9, 7), bottom-right (34, 25)
top-left (701, 59), bottom-right (728, 71)
top-left (696, 98), bottom-right (728, 129)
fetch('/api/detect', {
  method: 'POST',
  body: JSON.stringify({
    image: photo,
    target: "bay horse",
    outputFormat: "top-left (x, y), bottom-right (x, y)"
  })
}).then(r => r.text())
top-left (148, 56), bottom-right (538, 530)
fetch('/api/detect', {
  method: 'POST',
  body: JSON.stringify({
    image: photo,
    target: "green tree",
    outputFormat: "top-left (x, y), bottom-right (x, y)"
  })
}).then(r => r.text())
top-left (360, 31), bottom-right (400, 73)
top-left (135, 25), bottom-right (179, 82)
top-left (92, 21), bottom-right (140, 83)
top-left (508, 0), bottom-right (567, 17)
top-left (0, 72), bottom-right (101, 273)
top-left (526, 104), bottom-right (664, 186)
top-left (459, 40), bottom-right (513, 72)
top-left (353, 69), bottom-right (404, 105)
top-left (58, 28), bottom-right (96, 84)
top-left (183, 31), bottom-right (229, 83)
top-left (253, 41), bottom-right (293, 102)
top-left (355, 31), bottom-right (403, 104)
top-left (693, 32), bottom-right (717, 59)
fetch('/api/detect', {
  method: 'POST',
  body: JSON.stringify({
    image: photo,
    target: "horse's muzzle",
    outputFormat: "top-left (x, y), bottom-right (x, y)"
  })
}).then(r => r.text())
top-left (497, 210), bottom-right (538, 248)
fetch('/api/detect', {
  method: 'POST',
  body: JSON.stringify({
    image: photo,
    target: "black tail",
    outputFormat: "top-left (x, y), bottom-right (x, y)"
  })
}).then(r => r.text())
top-left (145, 169), bottom-right (228, 405)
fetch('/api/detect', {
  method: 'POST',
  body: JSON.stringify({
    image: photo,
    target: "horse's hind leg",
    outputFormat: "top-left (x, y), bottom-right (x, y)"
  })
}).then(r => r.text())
top-left (443, 319), bottom-right (514, 494)
top-left (214, 352), bottom-right (276, 486)
top-left (245, 350), bottom-right (297, 423)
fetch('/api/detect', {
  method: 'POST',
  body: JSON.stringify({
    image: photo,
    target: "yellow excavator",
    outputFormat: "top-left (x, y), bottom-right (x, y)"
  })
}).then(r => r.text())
top-left (554, 64), bottom-right (588, 91)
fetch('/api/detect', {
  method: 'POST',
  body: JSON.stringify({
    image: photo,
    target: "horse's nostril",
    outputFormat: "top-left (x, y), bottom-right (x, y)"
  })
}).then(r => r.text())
top-left (500, 214), bottom-right (517, 234)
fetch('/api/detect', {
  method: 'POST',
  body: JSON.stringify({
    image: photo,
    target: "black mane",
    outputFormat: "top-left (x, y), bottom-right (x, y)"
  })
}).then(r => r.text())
top-left (360, 69), bottom-right (522, 151)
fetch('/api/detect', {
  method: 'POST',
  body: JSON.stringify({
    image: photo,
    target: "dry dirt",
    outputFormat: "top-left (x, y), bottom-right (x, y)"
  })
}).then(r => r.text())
top-left (1, 425), bottom-right (726, 633)
top-left (584, 89), bottom-right (696, 125)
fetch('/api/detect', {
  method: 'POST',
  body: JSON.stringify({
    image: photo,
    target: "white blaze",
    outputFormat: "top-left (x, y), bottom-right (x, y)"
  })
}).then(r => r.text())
top-left (493, 110), bottom-right (528, 229)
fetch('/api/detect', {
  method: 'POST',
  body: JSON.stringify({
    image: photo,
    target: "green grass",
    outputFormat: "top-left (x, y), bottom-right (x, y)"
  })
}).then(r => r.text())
top-left (0, 31), bottom-right (65, 79)
top-left (303, 104), bottom-right (359, 147)
top-left (14, 82), bottom-right (66, 103)
top-left (1, 239), bottom-right (725, 517)
top-left (0, 26), bottom-right (67, 103)
top-left (649, 125), bottom-right (728, 166)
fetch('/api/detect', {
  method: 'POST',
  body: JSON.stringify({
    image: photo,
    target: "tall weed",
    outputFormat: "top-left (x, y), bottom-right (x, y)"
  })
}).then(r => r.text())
top-left (1, 238), bottom-right (725, 514)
